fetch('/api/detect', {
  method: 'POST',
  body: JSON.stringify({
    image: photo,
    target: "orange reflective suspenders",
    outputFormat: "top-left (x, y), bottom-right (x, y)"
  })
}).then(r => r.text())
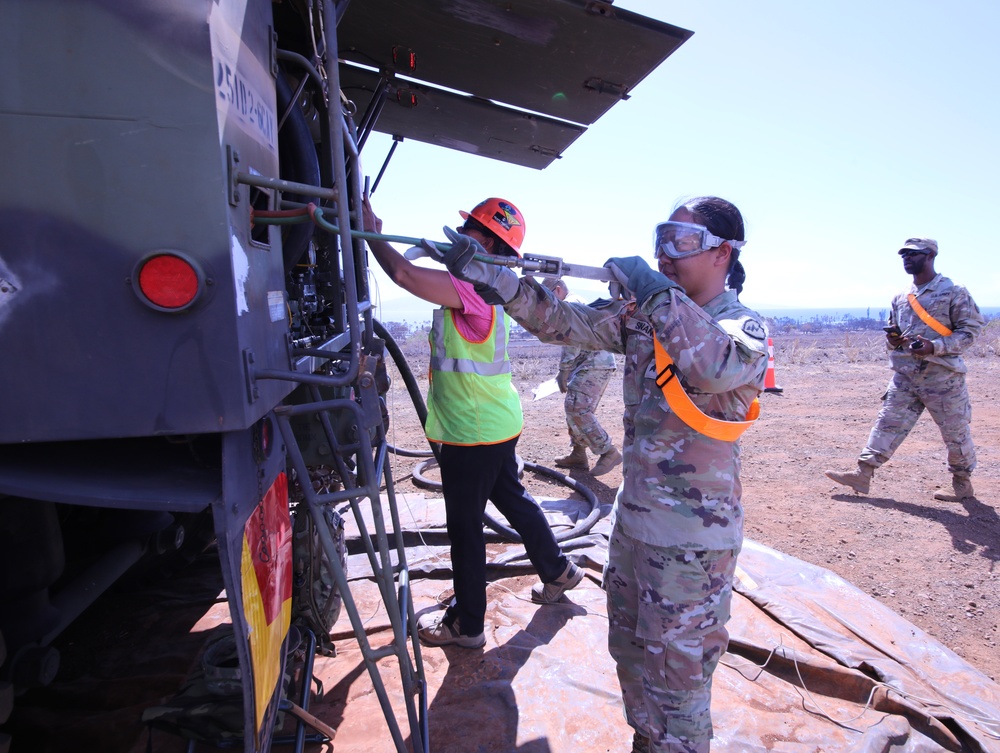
top-left (652, 338), bottom-right (760, 442)
top-left (906, 293), bottom-right (953, 336)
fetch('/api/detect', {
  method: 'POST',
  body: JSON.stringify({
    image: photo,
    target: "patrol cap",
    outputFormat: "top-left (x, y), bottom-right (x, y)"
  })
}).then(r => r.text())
top-left (898, 237), bottom-right (937, 255)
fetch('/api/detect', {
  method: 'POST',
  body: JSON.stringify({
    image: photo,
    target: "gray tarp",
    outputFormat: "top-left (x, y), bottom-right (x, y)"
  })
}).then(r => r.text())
top-left (320, 492), bottom-right (1000, 753)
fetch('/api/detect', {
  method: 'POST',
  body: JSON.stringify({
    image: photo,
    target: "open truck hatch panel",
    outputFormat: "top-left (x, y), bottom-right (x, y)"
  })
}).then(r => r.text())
top-left (338, 0), bottom-right (692, 167)
top-left (340, 63), bottom-right (587, 169)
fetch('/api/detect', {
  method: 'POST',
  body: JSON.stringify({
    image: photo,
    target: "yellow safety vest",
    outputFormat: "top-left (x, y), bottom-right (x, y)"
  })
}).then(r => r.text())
top-left (653, 338), bottom-right (760, 442)
top-left (425, 306), bottom-right (523, 446)
top-left (906, 293), bottom-right (953, 336)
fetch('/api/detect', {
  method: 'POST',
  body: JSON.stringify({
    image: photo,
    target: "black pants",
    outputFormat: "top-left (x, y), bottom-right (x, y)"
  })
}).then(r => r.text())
top-left (439, 436), bottom-right (567, 636)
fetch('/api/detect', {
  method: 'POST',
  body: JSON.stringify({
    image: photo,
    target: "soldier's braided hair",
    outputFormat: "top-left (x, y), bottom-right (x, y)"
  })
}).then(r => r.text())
top-left (682, 196), bottom-right (747, 297)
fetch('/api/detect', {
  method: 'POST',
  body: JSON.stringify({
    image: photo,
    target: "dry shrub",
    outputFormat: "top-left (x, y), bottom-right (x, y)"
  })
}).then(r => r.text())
top-left (510, 354), bottom-right (553, 381)
top-left (774, 323), bottom-right (1000, 364)
top-left (509, 342), bottom-right (562, 380)
top-left (774, 331), bottom-right (887, 365)
top-left (842, 333), bottom-right (860, 364)
top-left (968, 318), bottom-right (1000, 357)
top-left (827, 331), bottom-right (888, 363)
top-left (782, 337), bottom-right (819, 365)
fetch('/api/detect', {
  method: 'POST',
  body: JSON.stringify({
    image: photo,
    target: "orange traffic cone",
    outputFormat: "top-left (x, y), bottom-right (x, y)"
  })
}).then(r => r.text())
top-left (764, 337), bottom-right (783, 393)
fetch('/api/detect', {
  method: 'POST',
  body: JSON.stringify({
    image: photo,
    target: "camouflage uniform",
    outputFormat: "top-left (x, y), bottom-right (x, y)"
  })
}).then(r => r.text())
top-left (505, 279), bottom-right (768, 753)
top-left (860, 274), bottom-right (983, 477)
top-left (559, 344), bottom-right (617, 454)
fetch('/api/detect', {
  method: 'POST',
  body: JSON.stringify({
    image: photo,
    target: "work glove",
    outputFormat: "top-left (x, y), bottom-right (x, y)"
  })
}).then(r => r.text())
top-left (405, 242), bottom-right (444, 262)
top-left (604, 255), bottom-right (678, 305)
top-left (556, 368), bottom-right (569, 393)
top-left (433, 226), bottom-right (521, 305)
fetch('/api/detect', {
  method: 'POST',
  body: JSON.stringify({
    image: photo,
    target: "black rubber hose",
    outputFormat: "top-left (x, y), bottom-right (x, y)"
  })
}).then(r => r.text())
top-left (522, 461), bottom-right (602, 542)
top-left (276, 68), bottom-right (321, 270)
top-left (411, 457), bottom-right (600, 543)
top-left (373, 318), bottom-right (601, 544)
top-left (372, 319), bottom-right (440, 463)
top-left (411, 453), bottom-right (524, 487)
top-left (386, 443), bottom-right (433, 458)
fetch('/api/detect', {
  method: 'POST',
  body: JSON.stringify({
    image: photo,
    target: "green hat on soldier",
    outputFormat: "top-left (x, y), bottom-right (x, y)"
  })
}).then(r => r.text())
top-left (898, 237), bottom-right (937, 254)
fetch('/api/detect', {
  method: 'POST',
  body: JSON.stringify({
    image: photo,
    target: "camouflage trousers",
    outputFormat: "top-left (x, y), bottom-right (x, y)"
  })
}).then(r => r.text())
top-left (860, 369), bottom-right (976, 475)
top-left (605, 522), bottom-right (737, 753)
top-left (564, 367), bottom-right (614, 454)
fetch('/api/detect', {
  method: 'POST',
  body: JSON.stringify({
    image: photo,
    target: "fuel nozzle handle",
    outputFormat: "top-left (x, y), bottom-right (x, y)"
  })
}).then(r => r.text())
top-left (469, 252), bottom-right (562, 276)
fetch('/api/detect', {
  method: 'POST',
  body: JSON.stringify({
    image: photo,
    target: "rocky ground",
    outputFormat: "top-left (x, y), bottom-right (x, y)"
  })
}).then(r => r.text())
top-left (381, 328), bottom-right (1000, 682)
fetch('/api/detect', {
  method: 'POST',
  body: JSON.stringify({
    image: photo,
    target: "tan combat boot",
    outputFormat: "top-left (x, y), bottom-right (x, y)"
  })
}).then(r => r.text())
top-left (934, 475), bottom-right (974, 501)
top-left (824, 463), bottom-right (874, 494)
top-left (554, 444), bottom-right (588, 470)
top-left (591, 446), bottom-right (622, 476)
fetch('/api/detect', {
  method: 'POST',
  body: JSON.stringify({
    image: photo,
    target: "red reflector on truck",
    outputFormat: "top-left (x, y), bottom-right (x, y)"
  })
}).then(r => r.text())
top-left (136, 253), bottom-right (202, 310)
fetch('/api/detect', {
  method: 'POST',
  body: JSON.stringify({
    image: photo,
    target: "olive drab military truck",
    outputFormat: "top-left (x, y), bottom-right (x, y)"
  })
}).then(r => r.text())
top-left (0, 1), bottom-right (690, 751)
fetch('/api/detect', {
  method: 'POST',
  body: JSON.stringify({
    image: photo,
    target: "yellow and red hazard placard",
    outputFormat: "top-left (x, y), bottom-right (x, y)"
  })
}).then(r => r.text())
top-left (240, 472), bottom-right (292, 734)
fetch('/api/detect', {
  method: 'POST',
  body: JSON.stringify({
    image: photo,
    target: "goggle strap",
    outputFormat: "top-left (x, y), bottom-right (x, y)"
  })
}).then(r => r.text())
top-left (704, 230), bottom-right (746, 250)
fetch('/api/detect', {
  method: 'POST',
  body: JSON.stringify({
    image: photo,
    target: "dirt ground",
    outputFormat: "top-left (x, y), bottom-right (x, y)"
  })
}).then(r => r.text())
top-left (381, 329), bottom-right (1000, 683)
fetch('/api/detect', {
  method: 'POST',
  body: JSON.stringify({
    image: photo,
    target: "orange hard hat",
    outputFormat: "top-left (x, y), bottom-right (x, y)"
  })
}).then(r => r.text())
top-left (459, 198), bottom-right (525, 255)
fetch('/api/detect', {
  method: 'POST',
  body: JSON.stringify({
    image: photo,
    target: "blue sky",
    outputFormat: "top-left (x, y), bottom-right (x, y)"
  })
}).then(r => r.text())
top-left (359, 0), bottom-right (1000, 323)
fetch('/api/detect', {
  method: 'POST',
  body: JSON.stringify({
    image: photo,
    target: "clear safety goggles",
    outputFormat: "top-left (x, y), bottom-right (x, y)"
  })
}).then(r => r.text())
top-left (653, 221), bottom-right (746, 260)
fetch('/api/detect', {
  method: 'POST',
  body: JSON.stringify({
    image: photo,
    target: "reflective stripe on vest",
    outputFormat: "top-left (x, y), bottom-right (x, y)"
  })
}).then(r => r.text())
top-left (906, 293), bottom-right (953, 336)
top-left (429, 307), bottom-right (511, 376)
top-left (653, 338), bottom-right (759, 442)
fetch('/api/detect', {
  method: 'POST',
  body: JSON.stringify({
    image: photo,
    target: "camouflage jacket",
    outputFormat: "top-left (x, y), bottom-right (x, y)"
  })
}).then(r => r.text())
top-left (887, 274), bottom-right (984, 376)
top-left (506, 279), bottom-right (768, 550)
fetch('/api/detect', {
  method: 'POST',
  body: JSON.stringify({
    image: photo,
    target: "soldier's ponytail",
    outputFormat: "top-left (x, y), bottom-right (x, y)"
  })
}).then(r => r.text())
top-left (727, 257), bottom-right (746, 297)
